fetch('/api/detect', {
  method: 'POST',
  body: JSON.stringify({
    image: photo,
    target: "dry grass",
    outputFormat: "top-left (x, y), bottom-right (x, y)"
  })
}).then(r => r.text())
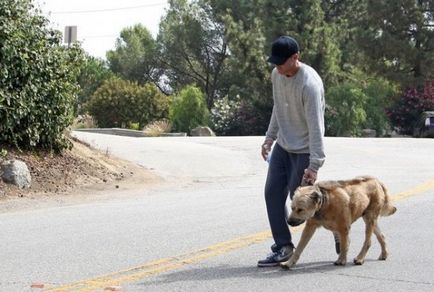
top-left (72, 114), bottom-right (97, 129)
top-left (142, 119), bottom-right (172, 137)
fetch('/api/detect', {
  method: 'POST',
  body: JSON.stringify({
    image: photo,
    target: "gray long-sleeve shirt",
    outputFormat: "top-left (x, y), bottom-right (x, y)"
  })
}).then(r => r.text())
top-left (265, 63), bottom-right (325, 171)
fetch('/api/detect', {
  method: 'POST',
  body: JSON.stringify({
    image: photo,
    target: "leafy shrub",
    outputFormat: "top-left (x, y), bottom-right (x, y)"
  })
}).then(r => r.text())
top-left (86, 78), bottom-right (169, 128)
top-left (324, 67), bottom-right (400, 137)
top-left (387, 88), bottom-right (434, 135)
top-left (210, 94), bottom-right (271, 136)
top-left (0, 0), bottom-right (85, 151)
top-left (325, 82), bottom-right (368, 136)
top-left (362, 78), bottom-right (398, 136)
top-left (127, 122), bottom-right (140, 130)
top-left (231, 100), bottom-right (270, 136)
top-left (169, 85), bottom-right (209, 133)
top-left (0, 149), bottom-right (7, 158)
top-left (210, 95), bottom-right (240, 135)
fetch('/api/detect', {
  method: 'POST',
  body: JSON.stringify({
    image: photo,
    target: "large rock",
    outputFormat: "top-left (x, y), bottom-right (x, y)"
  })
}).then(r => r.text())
top-left (1, 160), bottom-right (32, 189)
top-left (361, 129), bottom-right (377, 137)
top-left (190, 126), bottom-right (216, 137)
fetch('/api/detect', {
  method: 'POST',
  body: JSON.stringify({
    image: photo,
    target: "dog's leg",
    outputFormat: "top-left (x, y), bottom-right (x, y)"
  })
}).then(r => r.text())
top-left (281, 221), bottom-right (318, 269)
top-left (373, 222), bottom-right (388, 260)
top-left (354, 216), bottom-right (375, 265)
top-left (333, 232), bottom-right (340, 254)
top-left (334, 228), bottom-right (350, 266)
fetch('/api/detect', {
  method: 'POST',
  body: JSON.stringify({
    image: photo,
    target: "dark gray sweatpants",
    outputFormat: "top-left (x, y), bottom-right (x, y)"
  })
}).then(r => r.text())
top-left (264, 143), bottom-right (310, 250)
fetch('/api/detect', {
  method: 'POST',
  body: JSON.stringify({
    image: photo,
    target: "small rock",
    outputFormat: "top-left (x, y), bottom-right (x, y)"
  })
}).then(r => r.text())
top-left (361, 129), bottom-right (377, 137)
top-left (31, 282), bottom-right (48, 289)
top-left (104, 286), bottom-right (123, 291)
top-left (190, 126), bottom-right (216, 136)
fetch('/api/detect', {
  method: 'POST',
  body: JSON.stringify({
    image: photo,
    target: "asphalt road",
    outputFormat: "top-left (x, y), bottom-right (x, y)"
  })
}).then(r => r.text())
top-left (1, 132), bottom-right (433, 292)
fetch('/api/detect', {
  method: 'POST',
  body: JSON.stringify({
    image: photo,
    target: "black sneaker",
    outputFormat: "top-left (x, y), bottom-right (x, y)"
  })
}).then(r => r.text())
top-left (270, 243), bottom-right (279, 252)
top-left (257, 246), bottom-right (293, 267)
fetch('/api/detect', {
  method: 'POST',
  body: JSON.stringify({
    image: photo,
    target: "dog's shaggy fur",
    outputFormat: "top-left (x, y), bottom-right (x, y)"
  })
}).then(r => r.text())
top-left (282, 176), bottom-right (396, 268)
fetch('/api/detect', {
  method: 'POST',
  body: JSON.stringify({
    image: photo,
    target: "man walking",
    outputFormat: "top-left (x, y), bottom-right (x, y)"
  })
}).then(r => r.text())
top-left (257, 36), bottom-right (325, 267)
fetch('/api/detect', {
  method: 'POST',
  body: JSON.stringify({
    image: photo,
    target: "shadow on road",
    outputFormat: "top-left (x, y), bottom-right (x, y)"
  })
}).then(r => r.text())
top-left (139, 261), bottom-right (364, 287)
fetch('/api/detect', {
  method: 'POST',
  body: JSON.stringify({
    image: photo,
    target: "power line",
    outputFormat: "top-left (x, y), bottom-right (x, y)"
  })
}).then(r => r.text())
top-left (51, 2), bottom-right (167, 15)
top-left (81, 34), bottom-right (119, 39)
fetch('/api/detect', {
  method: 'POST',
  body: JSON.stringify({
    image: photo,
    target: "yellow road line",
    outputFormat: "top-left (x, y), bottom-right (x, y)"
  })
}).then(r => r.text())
top-left (392, 180), bottom-right (434, 201)
top-left (46, 229), bottom-right (301, 292)
top-left (47, 180), bottom-right (434, 292)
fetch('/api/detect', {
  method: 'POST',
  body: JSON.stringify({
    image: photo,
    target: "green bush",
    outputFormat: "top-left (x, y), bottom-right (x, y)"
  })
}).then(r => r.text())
top-left (169, 85), bottom-right (209, 133)
top-left (0, 0), bottom-right (85, 151)
top-left (325, 82), bottom-right (368, 136)
top-left (86, 78), bottom-right (169, 128)
top-left (210, 95), bottom-right (240, 135)
top-left (362, 78), bottom-right (398, 136)
top-left (127, 122), bottom-right (140, 130)
top-left (325, 78), bottom-right (399, 137)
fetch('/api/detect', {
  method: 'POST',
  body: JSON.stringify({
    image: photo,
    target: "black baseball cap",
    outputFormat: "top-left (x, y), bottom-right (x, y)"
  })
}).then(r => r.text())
top-left (267, 36), bottom-right (300, 65)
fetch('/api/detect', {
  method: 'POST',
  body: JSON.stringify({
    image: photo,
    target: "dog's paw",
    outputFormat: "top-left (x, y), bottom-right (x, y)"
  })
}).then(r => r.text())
top-left (353, 258), bottom-right (364, 265)
top-left (280, 262), bottom-right (291, 270)
top-left (280, 262), bottom-right (295, 270)
top-left (378, 252), bottom-right (388, 261)
top-left (280, 259), bottom-right (296, 270)
top-left (334, 258), bottom-right (347, 266)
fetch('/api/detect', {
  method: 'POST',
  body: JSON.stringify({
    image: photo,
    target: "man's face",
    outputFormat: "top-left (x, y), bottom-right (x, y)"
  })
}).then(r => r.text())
top-left (275, 53), bottom-right (298, 76)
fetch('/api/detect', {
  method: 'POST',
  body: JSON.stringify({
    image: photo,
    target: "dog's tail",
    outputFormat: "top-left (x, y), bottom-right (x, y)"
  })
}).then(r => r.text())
top-left (378, 180), bottom-right (397, 216)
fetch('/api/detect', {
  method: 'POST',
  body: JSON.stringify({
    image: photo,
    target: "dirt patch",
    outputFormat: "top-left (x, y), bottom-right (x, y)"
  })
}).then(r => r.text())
top-left (0, 138), bottom-right (162, 211)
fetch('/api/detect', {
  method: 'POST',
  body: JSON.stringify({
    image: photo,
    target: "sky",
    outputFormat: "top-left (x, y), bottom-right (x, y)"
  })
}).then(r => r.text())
top-left (35, 0), bottom-right (169, 59)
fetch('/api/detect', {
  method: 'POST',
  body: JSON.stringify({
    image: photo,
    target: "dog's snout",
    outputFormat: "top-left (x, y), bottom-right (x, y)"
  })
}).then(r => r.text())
top-left (287, 218), bottom-right (305, 226)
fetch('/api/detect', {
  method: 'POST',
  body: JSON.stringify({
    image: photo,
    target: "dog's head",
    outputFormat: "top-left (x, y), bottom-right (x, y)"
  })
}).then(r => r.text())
top-left (287, 185), bottom-right (323, 226)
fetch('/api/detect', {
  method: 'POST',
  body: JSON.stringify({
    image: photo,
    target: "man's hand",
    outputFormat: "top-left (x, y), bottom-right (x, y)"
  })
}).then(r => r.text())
top-left (302, 168), bottom-right (317, 186)
top-left (261, 138), bottom-right (274, 161)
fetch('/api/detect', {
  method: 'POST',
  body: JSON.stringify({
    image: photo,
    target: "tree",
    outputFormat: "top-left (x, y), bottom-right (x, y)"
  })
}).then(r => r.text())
top-left (212, 0), bottom-right (344, 88)
top-left (203, 0), bottom-right (273, 135)
top-left (205, 0), bottom-right (347, 135)
top-left (320, 0), bottom-right (367, 74)
top-left (0, 0), bottom-right (84, 150)
top-left (77, 55), bottom-right (115, 114)
top-left (158, 0), bottom-right (229, 108)
top-left (262, 0), bottom-right (343, 86)
top-left (107, 24), bottom-right (161, 89)
top-left (355, 0), bottom-right (434, 87)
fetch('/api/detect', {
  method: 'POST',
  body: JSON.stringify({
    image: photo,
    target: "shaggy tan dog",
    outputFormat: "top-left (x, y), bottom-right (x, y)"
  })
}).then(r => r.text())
top-left (282, 176), bottom-right (397, 268)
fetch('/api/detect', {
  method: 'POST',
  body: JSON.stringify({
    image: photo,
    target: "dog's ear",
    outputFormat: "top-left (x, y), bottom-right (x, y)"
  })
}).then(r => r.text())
top-left (309, 190), bottom-right (322, 204)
